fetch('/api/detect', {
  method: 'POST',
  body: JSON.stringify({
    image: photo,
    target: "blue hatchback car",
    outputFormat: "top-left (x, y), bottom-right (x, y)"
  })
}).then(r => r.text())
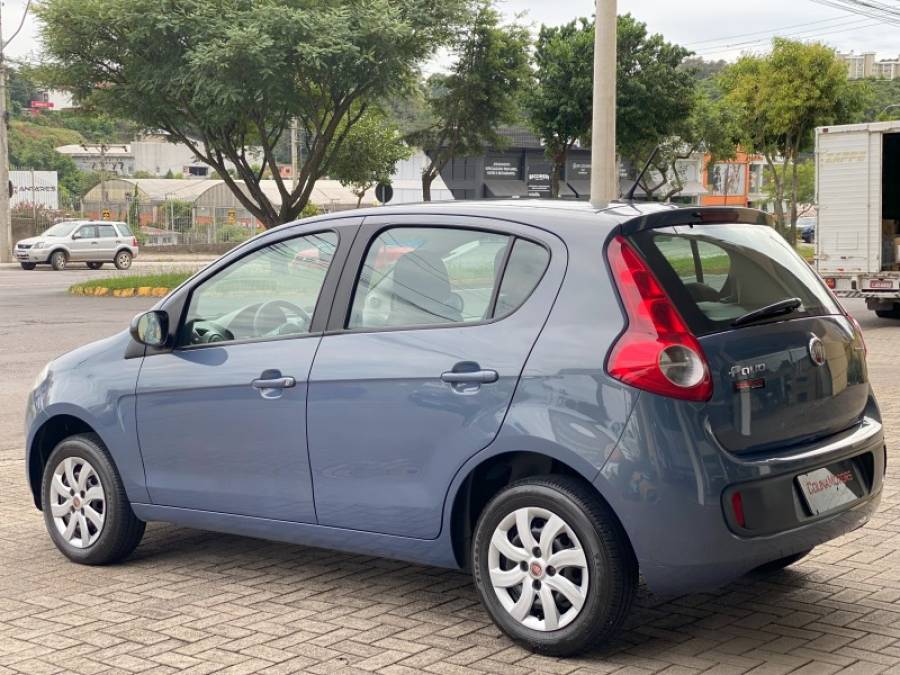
top-left (26, 201), bottom-right (885, 655)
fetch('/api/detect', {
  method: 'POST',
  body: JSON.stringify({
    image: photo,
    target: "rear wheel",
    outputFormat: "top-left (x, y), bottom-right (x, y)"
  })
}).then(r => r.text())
top-left (114, 250), bottom-right (132, 270)
top-left (50, 250), bottom-right (67, 271)
top-left (875, 304), bottom-right (900, 319)
top-left (40, 433), bottom-right (145, 565)
top-left (86, 261), bottom-right (103, 270)
top-left (472, 476), bottom-right (636, 657)
top-left (20, 262), bottom-right (36, 270)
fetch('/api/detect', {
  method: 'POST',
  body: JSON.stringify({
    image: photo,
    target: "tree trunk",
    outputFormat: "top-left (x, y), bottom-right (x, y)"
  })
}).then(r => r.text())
top-left (551, 150), bottom-right (566, 199)
top-left (422, 170), bottom-right (434, 202)
top-left (788, 151), bottom-right (799, 245)
top-left (764, 152), bottom-right (786, 237)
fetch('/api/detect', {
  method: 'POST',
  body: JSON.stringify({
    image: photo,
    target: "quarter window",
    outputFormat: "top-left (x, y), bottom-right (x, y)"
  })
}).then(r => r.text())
top-left (347, 227), bottom-right (549, 330)
top-left (180, 232), bottom-right (337, 346)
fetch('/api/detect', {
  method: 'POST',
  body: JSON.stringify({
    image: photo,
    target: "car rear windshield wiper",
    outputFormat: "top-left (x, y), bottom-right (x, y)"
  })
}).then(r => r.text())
top-left (731, 297), bottom-right (802, 327)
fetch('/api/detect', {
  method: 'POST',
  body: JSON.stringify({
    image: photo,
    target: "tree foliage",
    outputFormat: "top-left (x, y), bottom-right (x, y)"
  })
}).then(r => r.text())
top-left (721, 39), bottom-right (867, 241)
top-left (410, 1), bottom-right (530, 201)
top-left (329, 110), bottom-right (412, 206)
top-left (525, 19), bottom-right (593, 198)
top-left (36, 0), bottom-right (469, 227)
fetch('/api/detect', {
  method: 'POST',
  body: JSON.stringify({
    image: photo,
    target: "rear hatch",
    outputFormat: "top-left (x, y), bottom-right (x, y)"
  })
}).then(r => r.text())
top-left (628, 220), bottom-right (869, 455)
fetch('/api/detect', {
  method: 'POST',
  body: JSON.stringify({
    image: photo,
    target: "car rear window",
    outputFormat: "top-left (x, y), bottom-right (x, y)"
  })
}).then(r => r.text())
top-left (628, 223), bottom-right (842, 336)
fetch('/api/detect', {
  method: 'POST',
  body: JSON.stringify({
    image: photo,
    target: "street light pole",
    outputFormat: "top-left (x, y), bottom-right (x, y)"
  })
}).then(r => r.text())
top-left (590, 0), bottom-right (618, 209)
top-left (0, 6), bottom-right (12, 263)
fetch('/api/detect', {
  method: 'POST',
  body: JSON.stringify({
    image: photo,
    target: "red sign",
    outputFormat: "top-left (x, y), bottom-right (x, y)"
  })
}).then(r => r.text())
top-left (30, 101), bottom-right (54, 109)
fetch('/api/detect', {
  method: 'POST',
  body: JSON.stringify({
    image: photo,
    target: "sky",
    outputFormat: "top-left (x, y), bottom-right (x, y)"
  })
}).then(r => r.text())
top-left (1, 0), bottom-right (895, 63)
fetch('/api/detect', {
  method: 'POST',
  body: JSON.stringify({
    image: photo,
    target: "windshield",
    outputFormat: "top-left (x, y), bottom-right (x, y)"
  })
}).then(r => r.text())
top-left (628, 223), bottom-right (842, 336)
top-left (41, 222), bottom-right (79, 237)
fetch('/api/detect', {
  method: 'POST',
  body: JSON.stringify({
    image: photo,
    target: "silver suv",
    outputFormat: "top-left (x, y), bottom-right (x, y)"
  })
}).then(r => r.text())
top-left (15, 220), bottom-right (139, 271)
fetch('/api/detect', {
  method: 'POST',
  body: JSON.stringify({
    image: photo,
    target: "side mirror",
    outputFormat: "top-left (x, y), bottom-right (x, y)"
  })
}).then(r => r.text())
top-left (71, 232), bottom-right (80, 240)
top-left (130, 310), bottom-right (169, 348)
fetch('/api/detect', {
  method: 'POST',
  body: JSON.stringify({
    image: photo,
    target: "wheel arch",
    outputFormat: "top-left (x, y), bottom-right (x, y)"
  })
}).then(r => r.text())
top-left (446, 449), bottom-right (636, 571)
top-left (28, 413), bottom-right (98, 509)
top-left (48, 247), bottom-right (68, 262)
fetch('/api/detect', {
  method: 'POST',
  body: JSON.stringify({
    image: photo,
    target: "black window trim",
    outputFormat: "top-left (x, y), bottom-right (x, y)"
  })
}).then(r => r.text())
top-left (325, 217), bottom-right (552, 336)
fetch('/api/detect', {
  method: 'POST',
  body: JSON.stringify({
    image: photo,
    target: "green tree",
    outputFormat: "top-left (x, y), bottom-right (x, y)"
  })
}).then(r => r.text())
top-left (7, 120), bottom-right (87, 202)
top-left (525, 19), bottom-right (593, 198)
top-left (765, 159), bottom-right (815, 217)
top-left (615, 15), bottom-right (695, 171)
top-left (721, 39), bottom-right (867, 241)
top-left (36, 0), bottom-right (468, 227)
top-left (329, 110), bottom-right (411, 207)
top-left (411, 1), bottom-right (530, 201)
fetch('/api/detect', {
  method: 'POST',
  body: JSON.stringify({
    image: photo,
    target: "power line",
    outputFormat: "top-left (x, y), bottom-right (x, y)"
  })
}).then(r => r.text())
top-left (684, 16), bottom-right (857, 46)
top-left (694, 19), bottom-right (880, 55)
top-left (808, 0), bottom-right (900, 25)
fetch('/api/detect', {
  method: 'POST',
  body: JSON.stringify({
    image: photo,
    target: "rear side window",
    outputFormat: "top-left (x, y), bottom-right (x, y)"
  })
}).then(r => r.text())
top-left (629, 223), bottom-right (842, 335)
top-left (348, 227), bottom-right (550, 330)
top-left (116, 223), bottom-right (133, 237)
top-left (98, 225), bottom-right (117, 238)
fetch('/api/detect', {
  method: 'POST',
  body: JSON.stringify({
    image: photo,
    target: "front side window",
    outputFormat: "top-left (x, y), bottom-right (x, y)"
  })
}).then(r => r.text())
top-left (348, 227), bottom-right (549, 330)
top-left (180, 232), bottom-right (337, 346)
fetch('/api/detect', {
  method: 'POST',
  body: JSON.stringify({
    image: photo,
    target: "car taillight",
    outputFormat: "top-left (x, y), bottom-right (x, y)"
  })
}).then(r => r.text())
top-left (849, 314), bottom-right (867, 355)
top-left (605, 235), bottom-right (712, 402)
top-left (731, 491), bottom-right (746, 528)
top-left (132, 237), bottom-right (138, 247)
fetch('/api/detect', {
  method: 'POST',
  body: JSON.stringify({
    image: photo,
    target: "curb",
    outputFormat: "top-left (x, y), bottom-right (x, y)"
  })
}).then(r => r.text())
top-left (70, 286), bottom-right (170, 298)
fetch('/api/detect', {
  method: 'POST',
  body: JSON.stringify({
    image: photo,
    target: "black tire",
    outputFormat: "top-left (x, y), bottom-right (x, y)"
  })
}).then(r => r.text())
top-left (20, 262), bottom-right (36, 270)
top-left (752, 549), bottom-right (812, 575)
top-left (472, 475), bottom-right (637, 657)
top-left (87, 261), bottom-right (103, 270)
top-left (50, 250), bottom-right (67, 271)
top-left (114, 250), bottom-right (132, 270)
top-left (875, 305), bottom-right (900, 319)
top-left (40, 433), bottom-right (145, 565)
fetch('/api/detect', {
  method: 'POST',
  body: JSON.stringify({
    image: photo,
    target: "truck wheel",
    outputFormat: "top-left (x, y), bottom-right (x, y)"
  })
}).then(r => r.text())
top-left (875, 304), bottom-right (900, 319)
top-left (20, 262), bottom-right (36, 270)
top-left (87, 262), bottom-right (103, 270)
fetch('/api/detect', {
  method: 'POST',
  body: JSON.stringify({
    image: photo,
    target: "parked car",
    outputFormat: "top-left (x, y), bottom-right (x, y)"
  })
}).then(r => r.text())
top-left (25, 202), bottom-right (886, 656)
top-left (15, 220), bottom-right (138, 271)
top-left (799, 216), bottom-right (816, 243)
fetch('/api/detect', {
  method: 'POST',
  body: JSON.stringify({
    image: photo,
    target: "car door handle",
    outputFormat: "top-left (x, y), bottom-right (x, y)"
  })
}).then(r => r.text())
top-left (441, 369), bottom-right (498, 384)
top-left (90, 241), bottom-right (98, 245)
top-left (252, 376), bottom-right (296, 389)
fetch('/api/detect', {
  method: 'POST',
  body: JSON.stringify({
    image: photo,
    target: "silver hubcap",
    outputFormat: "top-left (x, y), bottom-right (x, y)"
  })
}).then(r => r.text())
top-left (488, 506), bottom-right (589, 631)
top-left (117, 254), bottom-right (128, 267)
top-left (49, 457), bottom-right (106, 548)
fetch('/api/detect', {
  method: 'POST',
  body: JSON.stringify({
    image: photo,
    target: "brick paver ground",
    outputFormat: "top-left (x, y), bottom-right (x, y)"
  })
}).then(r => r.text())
top-left (1, 273), bottom-right (898, 674)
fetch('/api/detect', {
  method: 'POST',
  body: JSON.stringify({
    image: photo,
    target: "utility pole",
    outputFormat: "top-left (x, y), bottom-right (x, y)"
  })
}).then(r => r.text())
top-left (590, 0), bottom-right (618, 209)
top-left (0, 6), bottom-right (11, 262)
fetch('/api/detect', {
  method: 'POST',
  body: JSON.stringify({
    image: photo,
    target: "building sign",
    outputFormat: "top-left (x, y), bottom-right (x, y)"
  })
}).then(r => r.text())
top-left (30, 101), bottom-right (54, 109)
top-left (484, 156), bottom-right (521, 179)
top-left (527, 162), bottom-right (553, 198)
top-left (10, 170), bottom-right (59, 210)
top-left (226, 208), bottom-right (237, 225)
top-left (567, 160), bottom-right (591, 179)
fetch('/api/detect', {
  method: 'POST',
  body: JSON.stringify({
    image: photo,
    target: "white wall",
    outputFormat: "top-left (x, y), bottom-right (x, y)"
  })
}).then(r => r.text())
top-left (10, 170), bottom-right (59, 209)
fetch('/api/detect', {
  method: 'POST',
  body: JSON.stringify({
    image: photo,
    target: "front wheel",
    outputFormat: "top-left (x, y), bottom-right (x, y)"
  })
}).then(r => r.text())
top-left (41, 434), bottom-right (145, 565)
top-left (114, 250), bottom-right (132, 270)
top-left (50, 250), bottom-right (67, 271)
top-left (472, 476), bottom-right (637, 657)
top-left (20, 262), bottom-right (36, 270)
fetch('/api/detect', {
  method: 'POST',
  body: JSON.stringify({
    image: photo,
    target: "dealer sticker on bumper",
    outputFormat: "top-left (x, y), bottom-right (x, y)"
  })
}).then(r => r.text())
top-left (797, 462), bottom-right (863, 516)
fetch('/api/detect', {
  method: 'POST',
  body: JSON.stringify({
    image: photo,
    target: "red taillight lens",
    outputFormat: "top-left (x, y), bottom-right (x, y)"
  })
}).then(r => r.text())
top-left (731, 491), bottom-right (746, 528)
top-left (606, 235), bottom-right (712, 401)
top-left (132, 237), bottom-right (138, 247)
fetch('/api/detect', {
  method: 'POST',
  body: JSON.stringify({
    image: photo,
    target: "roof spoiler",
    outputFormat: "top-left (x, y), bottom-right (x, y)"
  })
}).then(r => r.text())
top-left (619, 207), bottom-right (776, 235)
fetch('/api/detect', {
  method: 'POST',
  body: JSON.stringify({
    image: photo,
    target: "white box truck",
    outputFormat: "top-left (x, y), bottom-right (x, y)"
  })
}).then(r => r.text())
top-left (816, 120), bottom-right (900, 318)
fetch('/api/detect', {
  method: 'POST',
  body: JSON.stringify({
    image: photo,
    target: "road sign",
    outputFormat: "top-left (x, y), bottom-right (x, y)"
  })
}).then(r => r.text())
top-left (227, 208), bottom-right (237, 225)
top-left (101, 208), bottom-right (111, 220)
top-left (375, 182), bottom-right (393, 204)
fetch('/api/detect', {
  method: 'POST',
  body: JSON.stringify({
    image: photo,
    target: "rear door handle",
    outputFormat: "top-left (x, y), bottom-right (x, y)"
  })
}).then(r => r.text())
top-left (441, 369), bottom-right (498, 384)
top-left (252, 376), bottom-right (296, 389)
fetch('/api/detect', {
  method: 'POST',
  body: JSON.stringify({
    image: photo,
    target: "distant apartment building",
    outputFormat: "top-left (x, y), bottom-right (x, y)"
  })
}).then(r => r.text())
top-left (839, 51), bottom-right (900, 80)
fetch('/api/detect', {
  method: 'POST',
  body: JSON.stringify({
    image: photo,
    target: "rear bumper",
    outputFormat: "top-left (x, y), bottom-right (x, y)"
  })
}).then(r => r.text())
top-left (596, 397), bottom-right (886, 595)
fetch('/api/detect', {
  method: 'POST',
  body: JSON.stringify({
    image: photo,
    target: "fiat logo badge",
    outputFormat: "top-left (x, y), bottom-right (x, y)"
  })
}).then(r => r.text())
top-left (809, 336), bottom-right (827, 366)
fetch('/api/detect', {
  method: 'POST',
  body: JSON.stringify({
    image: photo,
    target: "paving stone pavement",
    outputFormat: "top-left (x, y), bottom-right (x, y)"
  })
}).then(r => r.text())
top-left (0, 271), bottom-right (898, 674)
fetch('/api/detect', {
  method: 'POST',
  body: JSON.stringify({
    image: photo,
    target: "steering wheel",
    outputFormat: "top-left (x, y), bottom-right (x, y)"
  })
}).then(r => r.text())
top-left (190, 320), bottom-right (234, 345)
top-left (252, 299), bottom-right (310, 336)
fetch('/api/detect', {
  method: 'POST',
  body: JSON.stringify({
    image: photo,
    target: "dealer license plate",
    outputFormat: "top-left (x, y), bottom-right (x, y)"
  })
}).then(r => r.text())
top-left (797, 461), bottom-right (863, 516)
